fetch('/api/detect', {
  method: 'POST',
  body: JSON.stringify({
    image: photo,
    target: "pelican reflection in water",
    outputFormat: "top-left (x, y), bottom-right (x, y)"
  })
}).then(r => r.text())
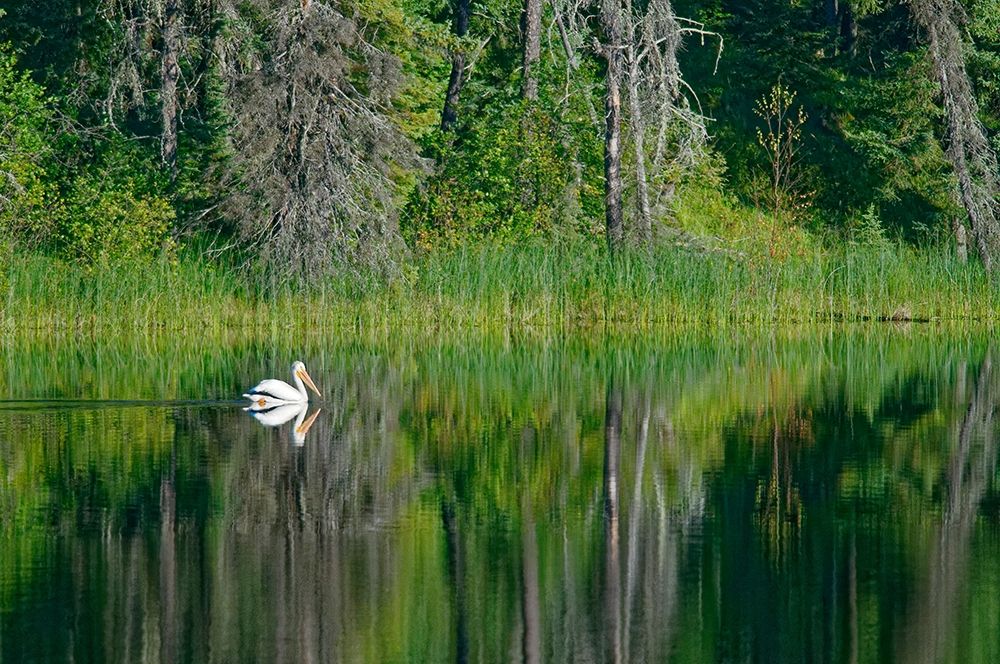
top-left (245, 401), bottom-right (322, 446)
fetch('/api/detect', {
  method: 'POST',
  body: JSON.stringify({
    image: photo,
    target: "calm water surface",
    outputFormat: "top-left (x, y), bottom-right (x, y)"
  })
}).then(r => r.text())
top-left (1, 331), bottom-right (999, 662)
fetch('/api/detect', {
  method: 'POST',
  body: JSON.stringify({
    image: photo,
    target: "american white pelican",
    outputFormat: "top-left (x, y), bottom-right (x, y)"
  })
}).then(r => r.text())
top-left (244, 401), bottom-right (322, 446)
top-left (243, 361), bottom-right (322, 407)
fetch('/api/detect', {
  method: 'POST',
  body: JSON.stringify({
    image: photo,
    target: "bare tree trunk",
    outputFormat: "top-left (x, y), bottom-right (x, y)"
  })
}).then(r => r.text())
top-left (441, 0), bottom-right (471, 131)
top-left (954, 217), bottom-right (968, 263)
top-left (909, 0), bottom-right (1000, 270)
top-left (160, 0), bottom-right (180, 174)
top-left (521, 0), bottom-right (541, 101)
top-left (626, 41), bottom-right (652, 240)
top-left (601, 0), bottom-right (625, 251)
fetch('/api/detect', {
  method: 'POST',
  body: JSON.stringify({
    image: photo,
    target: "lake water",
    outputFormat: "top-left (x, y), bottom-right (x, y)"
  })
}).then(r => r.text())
top-left (1, 330), bottom-right (999, 662)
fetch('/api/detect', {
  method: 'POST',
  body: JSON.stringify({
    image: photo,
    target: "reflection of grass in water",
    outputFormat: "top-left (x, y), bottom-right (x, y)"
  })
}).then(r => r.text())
top-left (0, 326), bottom-right (986, 528)
top-left (3, 242), bottom-right (1000, 332)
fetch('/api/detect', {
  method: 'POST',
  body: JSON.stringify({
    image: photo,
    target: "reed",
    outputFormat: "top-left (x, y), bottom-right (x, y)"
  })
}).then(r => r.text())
top-left (2, 239), bottom-right (998, 335)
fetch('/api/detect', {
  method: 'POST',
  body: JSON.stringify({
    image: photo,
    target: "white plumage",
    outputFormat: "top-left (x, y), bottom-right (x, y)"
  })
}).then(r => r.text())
top-left (243, 360), bottom-right (322, 407)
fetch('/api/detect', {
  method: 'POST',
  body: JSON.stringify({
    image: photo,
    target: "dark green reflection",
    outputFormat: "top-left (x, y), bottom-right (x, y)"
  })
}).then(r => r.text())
top-left (1, 330), bottom-right (999, 662)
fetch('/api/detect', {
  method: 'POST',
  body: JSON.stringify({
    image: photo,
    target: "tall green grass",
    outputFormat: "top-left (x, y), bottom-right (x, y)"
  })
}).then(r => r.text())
top-left (2, 239), bottom-right (998, 334)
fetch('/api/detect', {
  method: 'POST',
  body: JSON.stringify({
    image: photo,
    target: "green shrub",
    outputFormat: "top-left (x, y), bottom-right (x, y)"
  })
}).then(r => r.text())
top-left (57, 178), bottom-right (175, 263)
top-left (51, 138), bottom-right (176, 264)
top-left (0, 46), bottom-right (52, 245)
top-left (402, 104), bottom-right (598, 248)
top-left (0, 44), bottom-right (176, 265)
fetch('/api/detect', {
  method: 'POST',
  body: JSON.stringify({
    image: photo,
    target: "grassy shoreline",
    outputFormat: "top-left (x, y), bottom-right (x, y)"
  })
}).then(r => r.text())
top-left (3, 240), bottom-right (999, 334)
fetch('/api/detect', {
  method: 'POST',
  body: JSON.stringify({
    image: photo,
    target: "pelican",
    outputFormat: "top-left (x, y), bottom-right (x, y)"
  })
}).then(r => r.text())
top-left (244, 401), bottom-right (322, 446)
top-left (243, 361), bottom-right (322, 407)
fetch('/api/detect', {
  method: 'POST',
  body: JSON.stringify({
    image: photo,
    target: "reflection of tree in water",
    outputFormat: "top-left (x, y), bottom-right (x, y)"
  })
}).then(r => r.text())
top-left (597, 379), bottom-right (703, 663)
top-left (159, 445), bottom-right (177, 664)
top-left (520, 425), bottom-right (542, 664)
top-left (603, 382), bottom-right (623, 664)
top-left (754, 404), bottom-right (810, 565)
top-left (899, 354), bottom-right (999, 664)
top-left (419, 371), bottom-right (703, 662)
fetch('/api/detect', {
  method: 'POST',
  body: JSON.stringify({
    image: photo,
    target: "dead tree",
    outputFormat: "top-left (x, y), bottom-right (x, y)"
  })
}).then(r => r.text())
top-left (623, 0), bottom-right (715, 239)
top-left (221, 1), bottom-right (419, 280)
top-left (560, 0), bottom-right (715, 248)
top-left (634, 0), bottom-right (686, 238)
top-left (626, 18), bottom-right (652, 238)
top-left (441, 0), bottom-right (471, 130)
top-left (909, 0), bottom-right (1000, 270)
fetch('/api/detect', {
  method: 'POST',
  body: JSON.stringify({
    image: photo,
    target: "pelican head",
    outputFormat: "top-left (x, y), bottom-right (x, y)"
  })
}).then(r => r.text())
top-left (292, 361), bottom-right (322, 399)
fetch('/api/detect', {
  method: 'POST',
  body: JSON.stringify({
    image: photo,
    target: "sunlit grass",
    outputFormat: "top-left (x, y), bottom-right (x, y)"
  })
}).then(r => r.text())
top-left (1, 237), bottom-right (998, 334)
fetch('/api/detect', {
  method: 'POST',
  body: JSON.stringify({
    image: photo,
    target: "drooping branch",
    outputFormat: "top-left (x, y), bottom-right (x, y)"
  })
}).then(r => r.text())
top-left (909, 0), bottom-right (1000, 269)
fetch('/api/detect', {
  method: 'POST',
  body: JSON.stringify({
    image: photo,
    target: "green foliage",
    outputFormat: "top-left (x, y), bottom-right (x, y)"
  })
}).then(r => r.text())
top-left (848, 204), bottom-right (892, 248)
top-left (836, 51), bottom-right (956, 236)
top-left (0, 0), bottom-right (998, 278)
top-left (356, 0), bottom-right (451, 142)
top-left (56, 178), bottom-right (175, 264)
top-left (0, 45), bottom-right (174, 265)
top-left (402, 104), bottom-right (599, 248)
top-left (0, 47), bottom-right (51, 245)
top-left (682, 0), bottom-right (972, 238)
top-left (42, 136), bottom-right (175, 264)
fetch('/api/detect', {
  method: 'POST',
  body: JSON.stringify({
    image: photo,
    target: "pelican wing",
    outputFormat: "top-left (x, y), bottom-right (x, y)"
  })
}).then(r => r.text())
top-left (243, 378), bottom-right (302, 403)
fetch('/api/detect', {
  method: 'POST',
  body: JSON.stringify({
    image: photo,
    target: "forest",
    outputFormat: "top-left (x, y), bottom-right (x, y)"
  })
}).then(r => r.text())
top-left (0, 0), bottom-right (998, 325)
